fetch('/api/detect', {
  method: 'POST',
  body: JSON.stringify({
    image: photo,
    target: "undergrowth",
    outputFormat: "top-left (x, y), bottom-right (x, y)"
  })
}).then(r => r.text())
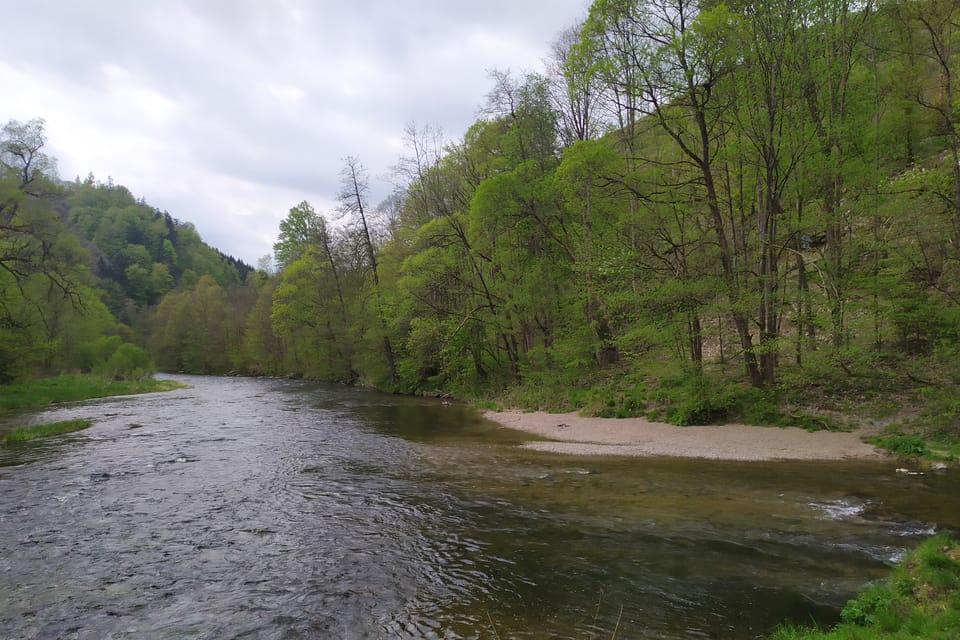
top-left (771, 533), bottom-right (960, 639)
top-left (488, 368), bottom-right (840, 430)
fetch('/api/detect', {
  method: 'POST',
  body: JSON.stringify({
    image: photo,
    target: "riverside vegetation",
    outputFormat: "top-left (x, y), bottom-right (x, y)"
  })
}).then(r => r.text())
top-left (772, 533), bottom-right (960, 639)
top-left (1, 418), bottom-right (93, 445)
top-left (0, 373), bottom-right (186, 446)
top-left (5, 1), bottom-right (960, 635)
top-left (4, 1), bottom-right (960, 457)
top-left (0, 374), bottom-right (187, 415)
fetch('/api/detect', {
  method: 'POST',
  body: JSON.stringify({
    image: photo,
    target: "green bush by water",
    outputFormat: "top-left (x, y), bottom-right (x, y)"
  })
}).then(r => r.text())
top-left (486, 369), bottom-right (842, 430)
top-left (869, 434), bottom-right (928, 458)
top-left (93, 343), bottom-right (155, 381)
top-left (771, 533), bottom-right (960, 639)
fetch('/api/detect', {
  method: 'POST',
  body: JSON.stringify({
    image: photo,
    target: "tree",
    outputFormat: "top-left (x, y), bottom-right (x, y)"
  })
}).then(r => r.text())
top-left (148, 275), bottom-right (233, 373)
top-left (273, 200), bottom-right (320, 270)
top-left (0, 119), bottom-right (85, 360)
top-left (549, 23), bottom-right (604, 145)
top-left (338, 156), bottom-right (398, 383)
top-left (393, 123), bottom-right (513, 386)
top-left (238, 271), bottom-right (286, 375)
top-left (888, 0), bottom-right (960, 249)
top-left (584, 0), bottom-right (774, 385)
top-left (0, 118), bottom-right (57, 190)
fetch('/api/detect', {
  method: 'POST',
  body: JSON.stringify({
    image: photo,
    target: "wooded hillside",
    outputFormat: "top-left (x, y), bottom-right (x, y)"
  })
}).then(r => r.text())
top-left (3, 0), bottom-right (959, 438)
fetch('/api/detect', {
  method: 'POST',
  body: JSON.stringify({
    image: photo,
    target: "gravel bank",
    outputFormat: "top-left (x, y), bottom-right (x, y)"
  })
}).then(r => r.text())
top-left (484, 410), bottom-right (884, 461)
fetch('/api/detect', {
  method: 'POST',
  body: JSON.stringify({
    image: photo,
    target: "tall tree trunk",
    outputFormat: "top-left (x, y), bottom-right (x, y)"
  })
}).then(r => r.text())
top-left (340, 158), bottom-right (397, 383)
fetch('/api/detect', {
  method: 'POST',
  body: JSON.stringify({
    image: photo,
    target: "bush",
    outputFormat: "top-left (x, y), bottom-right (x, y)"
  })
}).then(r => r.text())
top-left (871, 433), bottom-right (927, 457)
top-left (78, 335), bottom-right (123, 372)
top-left (839, 583), bottom-right (895, 627)
top-left (919, 387), bottom-right (960, 439)
top-left (771, 533), bottom-right (960, 639)
top-left (658, 375), bottom-right (741, 425)
top-left (94, 343), bottom-right (155, 381)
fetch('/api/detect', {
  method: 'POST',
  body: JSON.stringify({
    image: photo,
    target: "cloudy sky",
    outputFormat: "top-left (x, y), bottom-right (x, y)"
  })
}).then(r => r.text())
top-left (4, 0), bottom-right (589, 265)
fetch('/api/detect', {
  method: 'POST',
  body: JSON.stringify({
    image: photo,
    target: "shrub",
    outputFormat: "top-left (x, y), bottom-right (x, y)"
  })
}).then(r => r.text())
top-left (871, 433), bottom-right (927, 457)
top-left (94, 343), bottom-right (155, 381)
top-left (659, 375), bottom-right (740, 425)
top-left (772, 533), bottom-right (960, 639)
top-left (839, 583), bottom-right (895, 627)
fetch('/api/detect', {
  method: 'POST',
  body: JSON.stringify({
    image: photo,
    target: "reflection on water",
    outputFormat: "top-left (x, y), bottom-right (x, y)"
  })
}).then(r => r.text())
top-left (1, 375), bottom-right (957, 639)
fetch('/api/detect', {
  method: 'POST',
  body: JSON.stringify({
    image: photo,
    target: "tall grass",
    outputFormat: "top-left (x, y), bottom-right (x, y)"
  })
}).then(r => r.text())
top-left (1, 419), bottom-right (93, 444)
top-left (0, 374), bottom-right (186, 414)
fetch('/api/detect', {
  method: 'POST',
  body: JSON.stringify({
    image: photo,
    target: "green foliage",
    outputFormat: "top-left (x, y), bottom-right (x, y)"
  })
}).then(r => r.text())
top-left (918, 384), bottom-right (960, 440)
top-left (0, 374), bottom-right (186, 414)
top-left (839, 583), bottom-right (897, 627)
top-left (273, 201), bottom-right (320, 270)
top-left (870, 434), bottom-right (928, 458)
top-left (148, 275), bottom-right (235, 374)
top-left (93, 342), bottom-right (155, 381)
top-left (7, 0), bottom-right (960, 434)
top-left (1, 419), bottom-right (93, 444)
top-left (771, 533), bottom-right (960, 640)
top-left (473, 399), bottom-right (503, 412)
top-left (657, 375), bottom-right (742, 426)
top-left (66, 179), bottom-right (251, 314)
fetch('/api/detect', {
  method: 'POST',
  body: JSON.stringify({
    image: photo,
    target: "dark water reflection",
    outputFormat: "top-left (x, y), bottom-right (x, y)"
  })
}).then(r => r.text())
top-left (1, 375), bottom-right (958, 639)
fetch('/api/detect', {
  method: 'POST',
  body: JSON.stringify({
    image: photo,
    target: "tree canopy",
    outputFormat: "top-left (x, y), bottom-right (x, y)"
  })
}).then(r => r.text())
top-left (5, 0), bottom-right (960, 437)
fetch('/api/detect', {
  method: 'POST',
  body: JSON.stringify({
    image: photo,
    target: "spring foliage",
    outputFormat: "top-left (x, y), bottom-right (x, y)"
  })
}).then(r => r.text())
top-left (5, 1), bottom-right (960, 437)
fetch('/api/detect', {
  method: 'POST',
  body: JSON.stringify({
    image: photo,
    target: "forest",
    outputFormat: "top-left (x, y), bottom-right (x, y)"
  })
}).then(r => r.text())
top-left (3, 0), bottom-right (959, 442)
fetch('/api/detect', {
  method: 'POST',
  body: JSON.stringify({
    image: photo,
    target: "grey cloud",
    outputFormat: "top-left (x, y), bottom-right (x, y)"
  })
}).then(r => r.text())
top-left (5, 0), bottom-right (588, 264)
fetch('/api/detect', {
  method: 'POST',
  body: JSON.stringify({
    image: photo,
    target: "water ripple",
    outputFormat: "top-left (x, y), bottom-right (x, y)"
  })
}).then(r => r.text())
top-left (1, 375), bottom-right (958, 639)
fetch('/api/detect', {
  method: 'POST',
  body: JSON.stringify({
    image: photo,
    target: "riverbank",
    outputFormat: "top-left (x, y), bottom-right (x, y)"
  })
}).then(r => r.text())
top-left (770, 532), bottom-right (960, 639)
top-left (0, 374), bottom-right (188, 415)
top-left (1, 419), bottom-right (93, 445)
top-left (484, 410), bottom-right (884, 460)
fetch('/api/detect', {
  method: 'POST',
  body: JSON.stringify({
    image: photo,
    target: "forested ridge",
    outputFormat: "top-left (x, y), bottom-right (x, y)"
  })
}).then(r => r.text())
top-left (0, 118), bottom-right (252, 383)
top-left (4, 0), bottom-right (960, 441)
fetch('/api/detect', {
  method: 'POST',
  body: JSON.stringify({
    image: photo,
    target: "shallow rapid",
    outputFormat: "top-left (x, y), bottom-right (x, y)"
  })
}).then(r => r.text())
top-left (1, 375), bottom-right (957, 639)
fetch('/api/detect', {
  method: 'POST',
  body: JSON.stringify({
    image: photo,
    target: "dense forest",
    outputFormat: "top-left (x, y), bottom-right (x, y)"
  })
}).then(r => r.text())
top-left (3, 0), bottom-right (959, 438)
top-left (0, 118), bottom-right (251, 383)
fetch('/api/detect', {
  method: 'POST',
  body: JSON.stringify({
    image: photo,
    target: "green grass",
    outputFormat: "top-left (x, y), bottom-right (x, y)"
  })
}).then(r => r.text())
top-left (771, 533), bottom-right (960, 639)
top-left (928, 441), bottom-right (960, 462)
top-left (473, 399), bottom-right (503, 412)
top-left (1, 418), bottom-right (94, 444)
top-left (869, 433), bottom-right (928, 458)
top-left (0, 373), bottom-right (188, 415)
top-left (867, 432), bottom-right (960, 462)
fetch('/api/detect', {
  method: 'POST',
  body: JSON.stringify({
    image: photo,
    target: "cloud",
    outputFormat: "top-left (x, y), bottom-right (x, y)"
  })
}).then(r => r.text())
top-left (3, 0), bottom-right (588, 264)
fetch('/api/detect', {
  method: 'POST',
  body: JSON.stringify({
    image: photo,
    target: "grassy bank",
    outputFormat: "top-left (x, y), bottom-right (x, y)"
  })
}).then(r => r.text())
top-left (772, 533), bottom-right (960, 639)
top-left (1, 418), bottom-right (94, 444)
top-left (0, 374), bottom-right (188, 415)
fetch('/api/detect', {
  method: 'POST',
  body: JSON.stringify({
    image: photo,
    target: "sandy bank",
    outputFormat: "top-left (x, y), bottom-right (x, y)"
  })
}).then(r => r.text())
top-left (483, 410), bottom-right (884, 461)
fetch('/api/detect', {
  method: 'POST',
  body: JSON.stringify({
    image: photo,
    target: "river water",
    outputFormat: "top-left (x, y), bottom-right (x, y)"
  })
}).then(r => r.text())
top-left (1, 375), bottom-right (958, 639)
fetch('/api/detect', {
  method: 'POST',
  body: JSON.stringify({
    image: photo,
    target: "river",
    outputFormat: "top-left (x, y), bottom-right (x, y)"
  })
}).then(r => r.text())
top-left (1, 375), bottom-right (958, 639)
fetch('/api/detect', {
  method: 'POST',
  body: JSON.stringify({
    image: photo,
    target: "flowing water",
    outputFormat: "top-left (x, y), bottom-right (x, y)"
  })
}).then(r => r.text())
top-left (1, 375), bottom-right (958, 639)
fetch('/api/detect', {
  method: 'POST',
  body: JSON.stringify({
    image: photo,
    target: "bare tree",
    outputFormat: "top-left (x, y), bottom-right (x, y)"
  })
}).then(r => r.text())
top-left (1, 118), bottom-right (57, 192)
top-left (547, 23), bottom-right (603, 145)
top-left (337, 156), bottom-right (397, 382)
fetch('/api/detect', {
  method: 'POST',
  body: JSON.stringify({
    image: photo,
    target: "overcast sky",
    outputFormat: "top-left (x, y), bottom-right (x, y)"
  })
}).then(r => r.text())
top-left (4, 0), bottom-right (589, 265)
